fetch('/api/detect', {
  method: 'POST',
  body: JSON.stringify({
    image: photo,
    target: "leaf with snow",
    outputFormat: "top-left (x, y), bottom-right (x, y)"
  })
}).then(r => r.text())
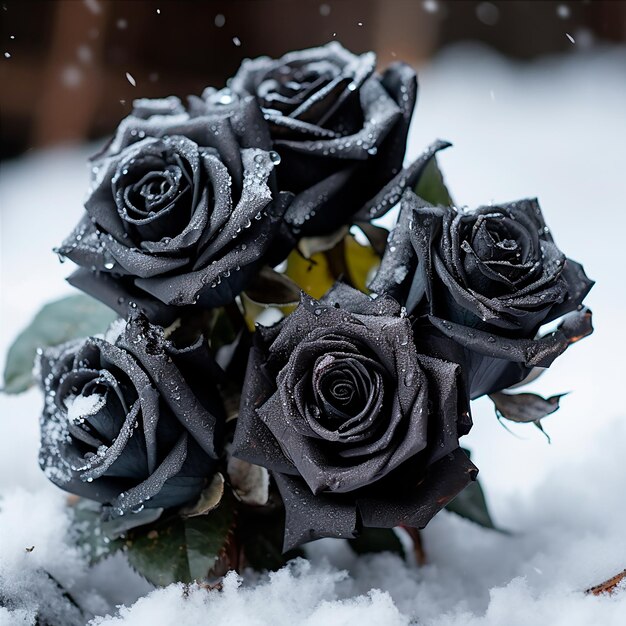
top-left (2, 294), bottom-right (118, 394)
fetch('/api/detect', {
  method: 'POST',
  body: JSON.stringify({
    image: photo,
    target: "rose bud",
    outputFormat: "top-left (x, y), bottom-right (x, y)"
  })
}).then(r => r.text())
top-left (38, 312), bottom-right (224, 518)
top-left (232, 284), bottom-right (476, 550)
top-left (199, 42), bottom-right (422, 236)
top-left (370, 191), bottom-right (594, 397)
top-left (57, 97), bottom-right (292, 324)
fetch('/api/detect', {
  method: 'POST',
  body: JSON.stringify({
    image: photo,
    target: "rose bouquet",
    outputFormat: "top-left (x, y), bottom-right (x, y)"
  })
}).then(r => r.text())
top-left (4, 42), bottom-right (593, 584)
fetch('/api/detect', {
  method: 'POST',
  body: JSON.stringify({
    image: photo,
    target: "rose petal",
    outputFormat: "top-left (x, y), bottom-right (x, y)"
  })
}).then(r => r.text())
top-left (273, 472), bottom-right (359, 551)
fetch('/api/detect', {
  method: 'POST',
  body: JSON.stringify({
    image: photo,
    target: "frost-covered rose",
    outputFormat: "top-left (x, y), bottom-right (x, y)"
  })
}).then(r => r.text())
top-left (371, 191), bottom-right (594, 397)
top-left (58, 97), bottom-right (291, 324)
top-left (232, 284), bottom-right (476, 550)
top-left (38, 312), bottom-right (224, 517)
top-left (199, 42), bottom-right (419, 236)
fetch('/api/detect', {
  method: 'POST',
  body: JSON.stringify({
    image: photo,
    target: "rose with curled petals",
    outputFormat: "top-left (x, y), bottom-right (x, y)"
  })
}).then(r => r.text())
top-left (38, 312), bottom-right (224, 518)
top-left (232, 284), bottom-right (476, 550)
top-left (371, 191), bottom-right (594, 397)
top-left (93, 94), bottom-right (273, 164)
top-left (57, 97), bottom-right (291, 325)
top-left (197, 42), bottom-right (422, 236)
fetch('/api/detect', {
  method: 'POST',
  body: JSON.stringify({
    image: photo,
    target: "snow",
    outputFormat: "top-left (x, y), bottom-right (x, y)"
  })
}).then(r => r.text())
top-left (1, 44), bottom-right (626, 625)
top-left (65, 393), bottom-right (106, 424)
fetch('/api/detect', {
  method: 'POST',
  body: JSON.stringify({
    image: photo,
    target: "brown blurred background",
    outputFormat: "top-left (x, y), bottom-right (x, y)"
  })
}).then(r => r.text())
top-left (0, 0), bottom-right (624, 161)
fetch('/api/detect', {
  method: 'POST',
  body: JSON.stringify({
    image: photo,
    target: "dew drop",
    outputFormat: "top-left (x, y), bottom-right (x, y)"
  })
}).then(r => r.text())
top-left (269, 150), bottom-right (281, 165)
top-left (218, 89), bottom-right (233, 105)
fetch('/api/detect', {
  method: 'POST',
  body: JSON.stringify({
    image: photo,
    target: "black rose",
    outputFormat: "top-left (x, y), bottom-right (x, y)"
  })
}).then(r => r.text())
top-left (371, 191), bottom-right (594, 397)
top-left (232, 284), bottom-right (475, 550)
top-left (200, 42), bottom-right (421, 236)
top-left (57, 96), bottom-right (291, 324)
top-left (38, 312), bottom-right (224, 517)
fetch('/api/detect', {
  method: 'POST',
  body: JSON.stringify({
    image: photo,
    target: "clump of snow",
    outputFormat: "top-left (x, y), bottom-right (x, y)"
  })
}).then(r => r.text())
top-left (65, 392), bottom-right (106, 424)
top-left (104, 318), bottom-right (127, 344)
top-left (0, 489), bottom-right (101, 625)
top-left (1, 45), bottom-right (626, 625)
top-left (91, 561), bottom-right (406, 626)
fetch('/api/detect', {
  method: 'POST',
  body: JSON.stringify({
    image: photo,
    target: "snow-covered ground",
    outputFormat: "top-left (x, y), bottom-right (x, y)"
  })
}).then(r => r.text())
top-left (1, 45), bottom-right (625, 625)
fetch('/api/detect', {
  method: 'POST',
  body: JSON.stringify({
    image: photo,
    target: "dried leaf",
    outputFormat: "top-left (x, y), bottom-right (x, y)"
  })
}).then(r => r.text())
top-left (585, 569), bottom-right (626, 596)
top-left (179, 473), bottom-right (225, 517)
top-left (227, 457), bottom-right (270, 506)
top-left (490, 391), bottom-right (567, 423)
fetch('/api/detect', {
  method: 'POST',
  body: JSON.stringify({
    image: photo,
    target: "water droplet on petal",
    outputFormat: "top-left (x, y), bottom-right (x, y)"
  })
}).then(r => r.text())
top-left (269, 150), bottom-right (281, 165)
top-left (218, 89), bottom-right (233, 105)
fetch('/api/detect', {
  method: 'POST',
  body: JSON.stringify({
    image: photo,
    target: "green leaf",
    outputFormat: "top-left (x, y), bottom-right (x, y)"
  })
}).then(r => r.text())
top-left (414, 156), bottom-right (453, 207)
top-left (241, 266), bottom-right (301, 331)
top-left (446, 480), bottom-right (497, 529)
top-left (70, 499), bottom-right (125, 565)
top-left (238, 502), bottom-right (304, 572)
top-left (244, 266), bottom-right (301, 306)
top-left (445, 450), bottom-right (500, 530)
top-left (125, 496), bottom-right (235, 586)
top-left (348, 527), bottom-right (405, 558)
top-left (3, 294), bottom-right (118, 394)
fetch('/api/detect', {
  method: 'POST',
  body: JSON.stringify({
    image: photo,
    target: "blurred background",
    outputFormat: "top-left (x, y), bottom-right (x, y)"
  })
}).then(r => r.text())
top-left (1, 0), bottom-right (625, 161)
